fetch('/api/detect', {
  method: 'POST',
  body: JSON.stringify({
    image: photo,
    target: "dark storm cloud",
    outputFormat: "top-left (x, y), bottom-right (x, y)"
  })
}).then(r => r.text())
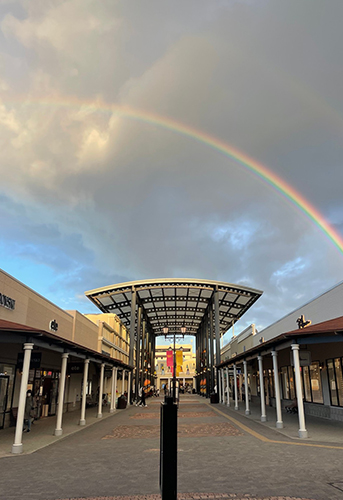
top-left (0, 0), bottom-right (343, 326)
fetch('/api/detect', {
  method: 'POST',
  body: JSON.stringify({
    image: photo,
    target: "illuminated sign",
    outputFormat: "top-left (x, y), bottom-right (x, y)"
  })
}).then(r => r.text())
top-left (0, 293), bottom-right (15, 310)
top-left (49, 319), bottom-right (59, 332)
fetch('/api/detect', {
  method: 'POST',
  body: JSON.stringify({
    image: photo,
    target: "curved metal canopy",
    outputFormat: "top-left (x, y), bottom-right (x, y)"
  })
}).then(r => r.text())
top-left (85, 278), bottom-right (263, 338)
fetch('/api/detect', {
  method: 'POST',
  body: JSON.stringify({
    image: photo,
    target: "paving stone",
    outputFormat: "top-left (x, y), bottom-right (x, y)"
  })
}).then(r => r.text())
top-left (0, 395), bottom-right (342, 500)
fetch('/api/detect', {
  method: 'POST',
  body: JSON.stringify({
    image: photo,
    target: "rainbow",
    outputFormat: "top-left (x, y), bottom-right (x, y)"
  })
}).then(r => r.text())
top-left (7, 96), bottom-right (343, 256)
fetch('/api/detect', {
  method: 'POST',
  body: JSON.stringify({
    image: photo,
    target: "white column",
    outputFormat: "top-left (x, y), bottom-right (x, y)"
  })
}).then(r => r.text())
top-left (12, 343), bottom-right (34, 454)
top-left (221, 369), bottom-right (225, 404)
top-left (110, 366), bottom-right (116, 413)
top-left (122, 369), bottom-right (126, 395)
top-left (239, 374), bottom-right (243, 401)
top-left (55, 353), bottom-right (69, 436)
top-left (80, 359), bottom-right (90, 426)
top-left (258, 355), bottom-right (267, 422)
top-left (127, 371), bottom-right (131, 404)
top-left (243, 360), bottom-right (250, 415)
top-left (97, 363), bottom-right (105, 418)
top-left (271, 350), bottom-right (283, 429)
top-left (225, 367), bottom-right (230, 407)
top-left (292, 344), bottom-right (308, 438)
top-left (113, 367), bottom-right (118, 410)
top-left (233, 364), bottom-right (239, 410)
top-left (217, 369), bottom-right (222, 402)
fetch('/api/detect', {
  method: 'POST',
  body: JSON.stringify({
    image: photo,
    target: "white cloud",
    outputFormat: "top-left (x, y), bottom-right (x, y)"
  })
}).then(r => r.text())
top-left (0, 0), bottom-right (343, 329)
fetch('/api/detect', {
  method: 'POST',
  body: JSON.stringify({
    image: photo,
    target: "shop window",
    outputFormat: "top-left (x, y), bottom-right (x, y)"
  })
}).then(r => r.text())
top-left (288, 366), bottom-right (295, 399)
top-left (334, 358), bottom-right (343, 406)
top-left (309, 362), bottom-right (323, 404)
top-left (327, 359), bottom-right (338, 406)
top-left (0, 364), bottom-right (15, 411)
top-left (302, 366), bottom-right (312, 402)
top-left (281, 366), bottom-right (289, 399)
top-left (268, 369), bottom-right (275, 398)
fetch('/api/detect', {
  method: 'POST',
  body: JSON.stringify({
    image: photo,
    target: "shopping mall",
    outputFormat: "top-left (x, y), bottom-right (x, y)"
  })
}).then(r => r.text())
top-left (2, 267), bottom-right (343, 454)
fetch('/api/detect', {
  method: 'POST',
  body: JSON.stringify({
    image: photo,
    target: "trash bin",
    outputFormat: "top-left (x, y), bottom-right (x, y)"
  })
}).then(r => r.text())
top-left (117, 395), bottom-right (127, 409)
top-left (210, 392), bottom-right (219, 404)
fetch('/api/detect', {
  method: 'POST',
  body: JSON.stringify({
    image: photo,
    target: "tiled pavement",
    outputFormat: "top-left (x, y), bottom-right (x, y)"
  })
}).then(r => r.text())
top-left (1, 395), bottom-right (343, 500)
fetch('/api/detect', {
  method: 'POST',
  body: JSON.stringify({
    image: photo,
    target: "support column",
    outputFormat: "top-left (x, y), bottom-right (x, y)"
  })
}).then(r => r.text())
top-left (129, 287), bottom-right (136, 403)
top-left (97, 363), bottom-right (105, 418)
top-left (12, 342), bottom-right (34, 454)
top-left (135, 306), bottom-right (142, 401)
top-left (121, 369), bottom-right (124, 395)
top-left (55, 352), bottom-right (69, 436)
top-left (209, 306), bottom-right (215, 393)
top-left (218, 369), bottom-right (222, 401)
top-left (80, 359), bottom-right (90, 425)
top-left (271, 350), bottom-right (283, 428)
top-left (233, 364), bottom-right (239, 410)
top-left (257, 355), bottom-right (267, 422)
top-left (226, 367), bottom-right (230, 407)
top-left (292, 344), bottom-right (308, 438)
top-left (128, 370), bottom-right (132, 405)
top-left (146, 330), bottom-right (151, 392)
top-left (129, 288), bottom-right (137, 366)
top-left (205, 314), bottom-right (210, 398)
top-left (214, 288), bottom-right (220, 385)
top-left (141, 319), bottom-right (146, 389)
top-left (243, 360), bottom-right (250, 415)
top-left (110, 367), bottom-right (116, 413)
top-left (221, 368), bottom-right (225, 404)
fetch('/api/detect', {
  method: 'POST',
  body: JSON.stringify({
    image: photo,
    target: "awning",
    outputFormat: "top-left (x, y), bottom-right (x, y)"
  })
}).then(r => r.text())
top-left (0, 319), bottom-right (131, 368)
top-left (218, 314), bottom-right (343, 367)
top-left (85, 278), bottom-right (263, 338)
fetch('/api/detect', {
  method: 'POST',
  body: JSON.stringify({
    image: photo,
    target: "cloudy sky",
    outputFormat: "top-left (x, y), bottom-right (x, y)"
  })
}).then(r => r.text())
top-left (1, 0), bottom-right (343, 344)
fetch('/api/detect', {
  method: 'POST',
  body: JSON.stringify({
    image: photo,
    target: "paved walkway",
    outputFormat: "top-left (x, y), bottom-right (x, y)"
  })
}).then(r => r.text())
top-left (0, 404), bottom-right (117, 458)
top-left (1, 395), bottom-right (343, 500)
top-left (216, 397), bottom-right (343, 444)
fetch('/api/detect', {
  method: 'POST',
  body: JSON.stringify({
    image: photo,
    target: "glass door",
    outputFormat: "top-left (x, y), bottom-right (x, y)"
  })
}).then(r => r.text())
top-left (0, 375), bottom-right (9, 429)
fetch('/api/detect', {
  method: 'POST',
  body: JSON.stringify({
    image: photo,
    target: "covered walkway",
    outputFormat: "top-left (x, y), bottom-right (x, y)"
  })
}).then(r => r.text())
top-left (85, 279), bottom-right (263, 399)
top-left (0, 403), bottom-right (121, 458)
top-left (216, 398), bottom-right (343, 444)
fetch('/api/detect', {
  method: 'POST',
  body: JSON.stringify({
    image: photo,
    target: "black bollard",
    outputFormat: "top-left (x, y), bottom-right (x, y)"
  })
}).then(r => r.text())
top-left (160, 396), bottom-right (177, 500)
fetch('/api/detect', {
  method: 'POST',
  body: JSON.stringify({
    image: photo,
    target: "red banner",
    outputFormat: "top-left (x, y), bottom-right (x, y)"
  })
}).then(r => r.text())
top-left (166, 349), bottom-right (173, 368)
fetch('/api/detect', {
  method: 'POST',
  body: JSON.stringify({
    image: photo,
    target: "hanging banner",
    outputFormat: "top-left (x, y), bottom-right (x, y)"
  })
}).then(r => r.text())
top-left (175, 350), bottom-right (183, 377)
top-left (166, 349), bottom-right (173, 368)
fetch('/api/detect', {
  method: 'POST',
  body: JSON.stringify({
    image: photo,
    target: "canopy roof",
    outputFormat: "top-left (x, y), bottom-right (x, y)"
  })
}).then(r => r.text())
top-left (85, 279), bottom-right (263, 338)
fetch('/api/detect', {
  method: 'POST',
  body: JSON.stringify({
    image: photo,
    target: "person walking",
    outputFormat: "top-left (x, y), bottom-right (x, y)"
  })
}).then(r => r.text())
top-left (136, 386), bottom-right (147, 407)
top-left (23, 390), bottom-right (34, 432)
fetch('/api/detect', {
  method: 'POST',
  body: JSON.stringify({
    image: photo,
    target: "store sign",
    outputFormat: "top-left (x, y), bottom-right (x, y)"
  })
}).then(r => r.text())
top-left (67, 362), bottom-right (84, 374)
top-left (49, 319), bottom-right (59, 332)
top-left (17, 352), bottom-right (42, 370)
top-left (0, 293), bottom-right (15, 310)
top-left (290, 350), bottom-right (311, 367)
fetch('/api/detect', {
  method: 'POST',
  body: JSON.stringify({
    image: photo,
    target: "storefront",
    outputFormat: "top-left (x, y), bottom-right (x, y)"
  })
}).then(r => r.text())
top-left (218, 315), bottom-right (343, 434)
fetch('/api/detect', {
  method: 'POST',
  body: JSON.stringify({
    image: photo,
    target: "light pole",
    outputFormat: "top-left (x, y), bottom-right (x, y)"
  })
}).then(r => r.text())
top-left (163, 326), bottom-right (186, 403)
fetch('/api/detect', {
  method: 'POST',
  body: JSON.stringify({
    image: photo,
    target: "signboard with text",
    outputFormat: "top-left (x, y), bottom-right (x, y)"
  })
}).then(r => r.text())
top-left (17, 352), bottom-right (42, 370)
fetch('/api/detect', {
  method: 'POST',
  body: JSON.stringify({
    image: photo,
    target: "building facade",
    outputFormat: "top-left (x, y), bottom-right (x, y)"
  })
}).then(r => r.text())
top-left (218, 280), bottom-right (343, 434)
top-left (0, 269), bottom-right (132, 453)
top-left (155, 343), bottom-right (196, 391)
